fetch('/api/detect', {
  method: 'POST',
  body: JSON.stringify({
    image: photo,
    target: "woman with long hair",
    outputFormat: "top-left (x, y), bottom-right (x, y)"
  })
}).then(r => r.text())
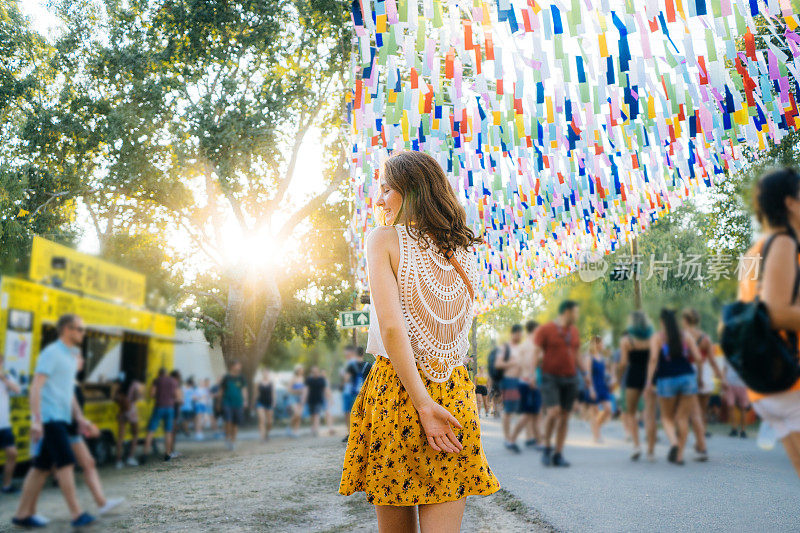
top-left (645, 309), bottom-right (703, 465)
top-left (340, 150), bottom-right (499, 532)
top-left (740, 168), bottom-right (800, 477)
top-left (617, 311), bottom-right (657, 461)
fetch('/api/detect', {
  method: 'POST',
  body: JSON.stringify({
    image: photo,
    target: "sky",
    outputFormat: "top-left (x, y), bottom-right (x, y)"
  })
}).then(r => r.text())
top-left (18, 0), bottom-right (328, 257)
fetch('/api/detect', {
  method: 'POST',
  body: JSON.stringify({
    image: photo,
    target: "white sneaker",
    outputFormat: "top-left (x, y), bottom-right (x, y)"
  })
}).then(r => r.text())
top-left (98, 497), bottom-right (125, 515)
top-left (169, 452), bottom-right (181, 459)
top-left (32, 514), bottom-right (50, 525)
top-left (126, 457), bottom-right (139, 467)
top-left (115, 461), bottom-right (124, 469)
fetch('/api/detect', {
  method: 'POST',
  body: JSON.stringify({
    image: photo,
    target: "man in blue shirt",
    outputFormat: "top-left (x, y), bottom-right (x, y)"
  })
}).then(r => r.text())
top-left (12, 314), bottom-right (96, 528)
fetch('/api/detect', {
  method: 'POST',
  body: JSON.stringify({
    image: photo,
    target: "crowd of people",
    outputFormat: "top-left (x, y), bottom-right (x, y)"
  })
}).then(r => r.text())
top-left (481, 301), bottom-right (755, 467)
top-left (0, 309), bottom-right (357, 529)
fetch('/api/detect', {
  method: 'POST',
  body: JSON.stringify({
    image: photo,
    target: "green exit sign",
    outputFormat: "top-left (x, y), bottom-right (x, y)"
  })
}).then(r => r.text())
top-left (340, 310), bottom-right (369, 328)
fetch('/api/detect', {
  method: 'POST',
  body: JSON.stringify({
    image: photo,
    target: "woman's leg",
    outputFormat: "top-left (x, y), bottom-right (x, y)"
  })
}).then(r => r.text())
top-left (675, 395), bottom-right (695, 462)
top-left (376, 504), bottom-right (418, 533)
top-left (116, 420), bottom-right (126, 463)
top-left (659, 396), bottom-right (679, 447)
top-left (781, 432), bottom-right (800, 478)
top-left (257, 407), bottom-right (267, 441)
top-left (72, 439), bottom-right (106, 508)
top-left (129, 422), bottom-right (139, 459)
top-left (698, 393), bottom-right (711, 427)
top-left (689, 395), bottom-right (707, 452)
top-left (596, 401), bottom-right (612, 437)
top-left (589, 404), bottom-right (600, 441)
top-left (418, 497), bottom-right (466, 533)
top-left (626, 389), bottom-right (642, 450)
top-left (266, 409), bottom-right (274, 437)
top-left (644, 388), bottom-right (658, 455)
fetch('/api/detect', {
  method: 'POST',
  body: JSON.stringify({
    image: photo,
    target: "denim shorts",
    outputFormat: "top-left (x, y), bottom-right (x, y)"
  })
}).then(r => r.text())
top-left (147, 406), bottom-right (175, 433)
top-left (656, 374), bottom-right (698, 398)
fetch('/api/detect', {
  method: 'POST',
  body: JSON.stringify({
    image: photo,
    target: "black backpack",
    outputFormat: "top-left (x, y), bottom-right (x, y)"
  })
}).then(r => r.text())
top-left (488, 344), bottom-right (510, 382)
top-left (720, 231), bottom-right (800, 394)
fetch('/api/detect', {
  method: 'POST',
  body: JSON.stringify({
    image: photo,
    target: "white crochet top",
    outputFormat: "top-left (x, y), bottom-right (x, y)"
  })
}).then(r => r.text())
top-left (366, 225), bottom-right (476, 382)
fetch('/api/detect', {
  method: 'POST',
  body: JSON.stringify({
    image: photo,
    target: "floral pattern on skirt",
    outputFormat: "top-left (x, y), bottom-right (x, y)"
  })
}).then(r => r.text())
top-left (339, 356), bottom-right (500, 506)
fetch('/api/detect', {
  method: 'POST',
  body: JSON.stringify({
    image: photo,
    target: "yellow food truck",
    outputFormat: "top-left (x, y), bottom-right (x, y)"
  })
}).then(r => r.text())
top-left (0, 237), bottom-right (175, 467)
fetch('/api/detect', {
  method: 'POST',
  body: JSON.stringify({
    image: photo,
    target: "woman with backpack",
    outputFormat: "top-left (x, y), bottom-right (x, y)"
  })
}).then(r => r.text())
top-left (645, 309), bottom-right (705, 465)
top-left (737, 168), bottom-right (800, 477)
top-left (339, 150), bottom-right (499, 531)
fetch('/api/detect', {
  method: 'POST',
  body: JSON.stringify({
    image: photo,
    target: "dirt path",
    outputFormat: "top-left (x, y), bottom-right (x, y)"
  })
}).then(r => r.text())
top-left (0, 428), bottom-right (554, 532)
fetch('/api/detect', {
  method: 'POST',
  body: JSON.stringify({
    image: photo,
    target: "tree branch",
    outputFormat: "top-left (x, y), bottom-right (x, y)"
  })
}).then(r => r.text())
top-left (278, 152), bottom-right (348, 237)
top-left (269, 72), bottom-right (341, 213)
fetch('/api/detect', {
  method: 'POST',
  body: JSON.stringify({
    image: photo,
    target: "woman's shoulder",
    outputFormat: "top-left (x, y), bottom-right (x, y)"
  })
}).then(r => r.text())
top-left (366, 226), bottom-right (400, 253)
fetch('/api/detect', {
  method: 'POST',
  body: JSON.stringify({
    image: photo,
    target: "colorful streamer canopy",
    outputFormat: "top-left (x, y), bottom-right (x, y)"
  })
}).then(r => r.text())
top-left (346, 0), bottom-right (800, 312)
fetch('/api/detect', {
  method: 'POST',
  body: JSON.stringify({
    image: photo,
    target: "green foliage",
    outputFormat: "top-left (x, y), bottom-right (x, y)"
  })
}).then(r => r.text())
top-left (0, 1), bottom-right (80, 274)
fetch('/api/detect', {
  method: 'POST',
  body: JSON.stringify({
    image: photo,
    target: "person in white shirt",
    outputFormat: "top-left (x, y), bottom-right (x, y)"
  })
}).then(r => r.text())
top-left (0, 353), bottom-right (21, 493)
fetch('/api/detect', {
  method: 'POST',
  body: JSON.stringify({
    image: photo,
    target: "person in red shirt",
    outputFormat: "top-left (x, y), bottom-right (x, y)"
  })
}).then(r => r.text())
top-left (533, 300), bottom-right (593, 467)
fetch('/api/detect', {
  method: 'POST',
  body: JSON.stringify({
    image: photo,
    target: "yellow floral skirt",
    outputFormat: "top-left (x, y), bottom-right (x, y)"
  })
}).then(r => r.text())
top-left (339, 356), bottom-right (500, 506)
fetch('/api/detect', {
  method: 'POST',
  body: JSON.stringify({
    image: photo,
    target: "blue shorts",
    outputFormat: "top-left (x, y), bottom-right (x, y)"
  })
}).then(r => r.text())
top-left (342, 392), bottom-right (355, 414)
top-left (0, 427), bottom-right (15, 449)
top-left (147, 406), bottom-right (175, 433)
top-left (656, 374), bottom-right (698, 398)
top-left (500, 377), bottom-right (521, 413)
top-left (195, 404), bottom-right (210, 414)
top-left (518, 383), bottom-right (542, 415)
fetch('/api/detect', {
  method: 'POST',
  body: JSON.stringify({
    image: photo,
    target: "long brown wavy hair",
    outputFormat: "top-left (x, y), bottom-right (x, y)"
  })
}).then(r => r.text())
top-left (381, 150), bottom-right (482, 254)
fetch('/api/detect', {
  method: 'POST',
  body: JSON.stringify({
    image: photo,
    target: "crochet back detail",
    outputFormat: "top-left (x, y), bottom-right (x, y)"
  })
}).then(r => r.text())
top-left (396, 225), bottom-right (476, 382)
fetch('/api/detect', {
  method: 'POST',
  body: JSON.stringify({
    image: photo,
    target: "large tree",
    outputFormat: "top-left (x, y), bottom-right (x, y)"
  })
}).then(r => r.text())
top-left (40, 0), bottom-right (353, 379)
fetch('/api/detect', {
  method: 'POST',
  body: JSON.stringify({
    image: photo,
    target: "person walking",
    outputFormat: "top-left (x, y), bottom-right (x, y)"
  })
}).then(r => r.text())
top-left (304, 366), bottom-right (327, 437)
top-left (193, 378), bottom-right (213, 441)
top-left (66, 368), bottom-right (125, 518)
top-left (474, 366), bottom-right (490, 418)
top-left (341, 347), bottom-right (368, 442)
top-left (0, 353), bottom-right (21, 494)
top-left (682, 309), bottom-right (725, 440)
top-left (114, 378), bottom-right (142, 468)
top-left (340, 150), bottom-right (499, 532)
top-left (587, 336), bottom-right (612, 444)
top-left (142, 367), bottom-right (179, 462)
top-left (287, 365), bottom-right (305, 437)
top-left (495, 324), bottom-right (524, 453)
top-left (617, 311), bottom-right (658, 461)
top-left (169, 370), bottom-right (184, 453)
top-left (535, 300), bottom-right (591, 467)
top-left (737, 168), bottom-right (800, 477)
top-left (645, 309), bottom-right (706, 465)
top-left (219, 361), bottom-right (248, 451)
top-left (255, 369), bottom-right (274, 442)
top-left (12, 314), bottom-right (95, 528)
top-left (179, 377), bottom-right (196, 437)
top-left (508, 320), bottom-right (543, 449)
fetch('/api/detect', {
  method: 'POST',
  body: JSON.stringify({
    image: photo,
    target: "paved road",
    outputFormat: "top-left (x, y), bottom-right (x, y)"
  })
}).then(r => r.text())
top-left (481, 416), bottom-right (799, 532)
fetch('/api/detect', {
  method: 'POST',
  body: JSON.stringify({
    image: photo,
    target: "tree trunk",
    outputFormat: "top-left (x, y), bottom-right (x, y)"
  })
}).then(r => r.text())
top-left (220, 269), bottom-right (282, 411)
